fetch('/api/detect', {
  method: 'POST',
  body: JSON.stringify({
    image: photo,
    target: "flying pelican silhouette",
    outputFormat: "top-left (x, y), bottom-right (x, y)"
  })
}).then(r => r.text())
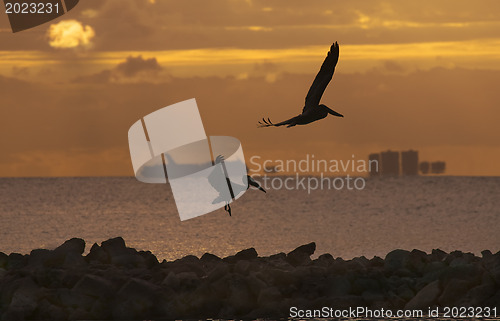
top-left (258, 42), bottom-right (343, 128)
top-left (210, 155), bottom-right (266, 216)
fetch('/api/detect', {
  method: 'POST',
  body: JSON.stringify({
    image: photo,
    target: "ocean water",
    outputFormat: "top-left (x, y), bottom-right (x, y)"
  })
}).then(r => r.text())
top-left (0, 176), bottom-right (499, 261)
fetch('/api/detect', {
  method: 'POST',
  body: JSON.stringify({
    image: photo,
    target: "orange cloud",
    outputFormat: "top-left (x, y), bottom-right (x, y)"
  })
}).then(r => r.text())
top-left (47, 20), bottom-right (95, 49)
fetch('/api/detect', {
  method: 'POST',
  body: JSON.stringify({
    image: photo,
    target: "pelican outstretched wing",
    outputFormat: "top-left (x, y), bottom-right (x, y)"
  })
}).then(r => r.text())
top-left (303, 42), bottom-right (339, 113)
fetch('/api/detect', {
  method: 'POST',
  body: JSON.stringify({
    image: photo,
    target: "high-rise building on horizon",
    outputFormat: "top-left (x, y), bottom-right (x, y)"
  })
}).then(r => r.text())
top-left (380, 150), bottom-right (400, 176)
top-left (401, 150), bottom-right (419, 176)
top-left (368, 153), bottom-right (380, 177)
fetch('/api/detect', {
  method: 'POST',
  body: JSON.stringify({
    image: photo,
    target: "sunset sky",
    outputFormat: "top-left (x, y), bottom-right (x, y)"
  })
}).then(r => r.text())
top-left (1, 0), bottom-right (499, 176)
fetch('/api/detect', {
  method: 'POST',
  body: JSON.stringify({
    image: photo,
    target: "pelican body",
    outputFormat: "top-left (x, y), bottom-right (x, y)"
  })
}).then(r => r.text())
top-left (258, 42), bottom-right (343, 128)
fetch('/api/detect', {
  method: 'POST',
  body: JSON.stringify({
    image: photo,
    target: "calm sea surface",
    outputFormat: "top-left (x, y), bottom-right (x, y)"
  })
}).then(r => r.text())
top-left (0, 176), bottom-right (499, 261)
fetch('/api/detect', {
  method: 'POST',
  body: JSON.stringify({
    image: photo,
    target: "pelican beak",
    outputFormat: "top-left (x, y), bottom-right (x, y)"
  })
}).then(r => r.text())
top-left (330, 110), bottom-right (344, 117)
top-left (326, 107), bottom-right (344, 117)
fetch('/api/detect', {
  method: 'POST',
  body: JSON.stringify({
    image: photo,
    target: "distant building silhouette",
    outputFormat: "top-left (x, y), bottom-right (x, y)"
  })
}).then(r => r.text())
top-left (419, 161), bottom-right (430, 174)
top-left (431, 161), bottom-right (446, 174)
top-left (401, 150), bottom-right (419, 176)
top-left (368, 150), bottom-right (445, 177)
top-left (380, 150), bottom-right (399, 176)
top-left (368, 153), bottom-right (380, 177)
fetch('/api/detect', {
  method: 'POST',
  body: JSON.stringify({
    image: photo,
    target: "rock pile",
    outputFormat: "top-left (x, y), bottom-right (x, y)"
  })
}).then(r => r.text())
top-left (0, 237), bottom-right (498, 320)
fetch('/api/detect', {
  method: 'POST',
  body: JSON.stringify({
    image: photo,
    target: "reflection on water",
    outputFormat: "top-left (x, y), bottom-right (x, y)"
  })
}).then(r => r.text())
top-left (0, 176), bottom-right (499, 261)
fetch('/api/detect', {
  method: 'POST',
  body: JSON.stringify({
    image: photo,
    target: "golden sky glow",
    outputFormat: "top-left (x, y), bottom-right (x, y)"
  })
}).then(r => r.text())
top-left (0, 0), bottom-right (500, 176)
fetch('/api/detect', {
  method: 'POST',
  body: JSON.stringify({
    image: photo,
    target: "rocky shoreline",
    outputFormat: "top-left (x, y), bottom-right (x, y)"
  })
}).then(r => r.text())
top-left (0, 237), bottom-right (499, 320)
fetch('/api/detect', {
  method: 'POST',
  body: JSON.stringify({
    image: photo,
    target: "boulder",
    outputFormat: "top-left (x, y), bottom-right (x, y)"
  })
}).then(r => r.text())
top-left (85, 243), bottom-right (109, 264)
top-left (430, 249), bottom-right (447, 262)
top-left (235, 248), bottom-right (258, 261)
top-left (200, 252), bottom-right (222, 262)
top-left (72, 274), bottom-right (114, 299)
top-left (325, 275), bottom-right (351, 297)
top-left (384, 249), bottom-right (410, 272)
top-left (9, 278), bottom-right (42, 315)
top-left (438, 278), bottom-right (472, 306)
top-left (286, 242), bottom-right (316, 267)
top-left (7, 253), bottom-right (26, 270)
top-left (483, 252), bottom-right (500, 284)
top-left (314, 253), bottom-right (334, 267)
top-left (101, 237), bottom-right (128, 258)
top-left (405, 280), bottom-right (440, 309)
top-left (54, 238), bottom-right (85, 255)
top-left (0, 252), bottom-right (8, 269)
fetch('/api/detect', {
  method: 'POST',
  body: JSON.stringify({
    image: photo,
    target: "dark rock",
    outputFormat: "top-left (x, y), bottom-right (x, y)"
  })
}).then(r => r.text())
top-left (362, 289), bottom-right (385, 303)
top-left (430, 249), bottom-right (447, 262)
top-left (101, 237), bottom-right (128, 257)
top-left (63, 252), bottom-right (87, 268)
top-left (266, 268), bottom-right (295, 287)
top-left (481, 250), bottom-right (493, 258)
top-left (33, 267), bottom-right (66, 288)
top-left (117, 278), bottom-right (160, 300)
top-left (68, 308), bottom-right (91, 321)
top-left (176, 271), bottom-right (200, 289)
top-left (257, 286), bottom-right (282, 305)
top-left (9, 277), bottom-right (41, 315)
top-left (438, 278), bottom-right (471, 306)
top-left (54, 238), bottom-right (85, 255)
top-left (111, 278), bottom-right (161, 319)
top-left (200, 252), bottom-right (222, 262)
top-left (408, 249), bottom-right (429, 272)
top-left (459, 282), bottom-right (497, 306)
top-left (223, 247), bottom-right (258, 264)
top-left (27, 249), bottom-right (52, 268)
top-left (396, 283), bottom-right (414, 301)
top-left (439, 263), bottom-right (481, 285)
top-left (111, 253), bottom-right (145, 268)
top-left (36, 299), bottom-right (68, 321)
top-left (208, 263), bottom-right (230, 282)
top-left (484, 289), bottom-right (500, 308)
top-left (347, 256), bottom-right (370, 271)
top-left (246, 273), bottom-right (267, 297)
top-left (405, 280), bottom-right (440, 309)
top-left (0, 252), bottom-right (8, 269)
top-left (175, 254), bottom-right (199, 265)
top-left (1, 237), bottom-right (498, 320)
top-left (138, 250), bottom-right (159, 268)
top-left (234, 248), bottom-right (258, 261)
top-left (112, 297), bottom-right (155, 320)
top-left (286, 242), bottom-right (315, 267)
top-left (7, 253), bottom-right (26, 269)
top-left (483, 252), bottom-right (500, 284)
top-left (72, 274), bottom-right (114, 299)
top-left (314, 253), bottom-right (334, 267)
top-left (269, 252), bottom-right (287, 260)
top-left (90, 299), bottom-right (112, 319)
top-left (370, 256), bottom-right (385, 267)
top-left (329, 295), bottom-right (365, 309)
top-left (326, 275), bottom-right (351, 297)
top-left (162, 272), bottom-right (180, 289)
top-left (384, 249), bottom-right (410, 271)
top-left (352, 277), bottom-right (380, 294)
top-left (37, 238), bottom-right (87, 268)
top-left (86, 243), bottom-right (109, 264)
top-left (227, 275), bottom-right (255, 315)
top-left (234, 259), bottom-right (251, 275)
top-left (57, 288), bottom-right (95, 311)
